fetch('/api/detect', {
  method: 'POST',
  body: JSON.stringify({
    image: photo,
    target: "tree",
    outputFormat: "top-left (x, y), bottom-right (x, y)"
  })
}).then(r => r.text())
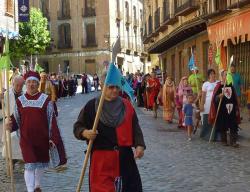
top-left (10, 7), bottom-right (51, 61)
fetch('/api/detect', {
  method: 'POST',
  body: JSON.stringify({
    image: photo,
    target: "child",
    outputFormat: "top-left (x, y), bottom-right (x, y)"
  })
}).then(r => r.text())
top-left (244, 84), bottom-right (250, 121)
top-left (184, 94), bottom-right (194, 141)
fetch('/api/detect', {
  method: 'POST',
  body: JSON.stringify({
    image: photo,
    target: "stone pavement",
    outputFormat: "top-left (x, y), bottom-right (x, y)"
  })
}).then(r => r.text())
top-left (1, 92), bottom-right (250, 192)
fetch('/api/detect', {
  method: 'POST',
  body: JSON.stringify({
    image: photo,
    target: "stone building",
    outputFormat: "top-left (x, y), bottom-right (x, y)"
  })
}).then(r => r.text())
top-left (30, 0), bottom-right (145, 75)
top-left (143, 0), bottom-right (250, 86)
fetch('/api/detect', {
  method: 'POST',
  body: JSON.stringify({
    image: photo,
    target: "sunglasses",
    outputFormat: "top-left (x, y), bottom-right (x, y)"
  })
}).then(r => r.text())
top-left (108, 85), bottom-right (120, 90)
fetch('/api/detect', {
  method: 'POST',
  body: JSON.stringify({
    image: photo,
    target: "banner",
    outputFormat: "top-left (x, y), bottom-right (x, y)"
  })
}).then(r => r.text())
top-left (18, 0), bottom-right (30, 22)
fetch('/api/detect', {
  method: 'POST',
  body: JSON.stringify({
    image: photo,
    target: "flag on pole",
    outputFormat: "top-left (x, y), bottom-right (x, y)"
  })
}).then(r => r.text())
top-left (112, 37), bottom-right (121, 63)
top-left (105, 63), bottom-right (134, 101)
top-left (215, 45), bottom-right (227, 71)
top-left (188, 53), bottom-right (195, 70)
top-left (34, 63), bottom-right (44, 73)
top-left (226, 55), bottom-right (234, 85)
top-left (226, 69), bottom-right (233, 85)
top-left (0, 36), bottom-right (11, 70)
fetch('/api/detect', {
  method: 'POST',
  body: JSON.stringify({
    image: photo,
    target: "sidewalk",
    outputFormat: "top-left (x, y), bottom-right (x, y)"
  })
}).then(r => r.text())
top-left (137, 106), bottom-right (250, 147)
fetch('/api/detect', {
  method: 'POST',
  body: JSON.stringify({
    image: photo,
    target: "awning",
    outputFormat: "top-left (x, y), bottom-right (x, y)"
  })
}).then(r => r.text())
top-left (0, 28), bottom-right (19, 39)
top-left (207, 10), bottom-right (250, 46)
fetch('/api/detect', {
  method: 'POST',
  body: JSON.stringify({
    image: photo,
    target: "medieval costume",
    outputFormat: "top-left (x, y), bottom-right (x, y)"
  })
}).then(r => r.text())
top-left (176, 77), bottom-right (193, 128)
top-left (141, 74), bottom-right (150, 109)
top-left (68, 78), bottom-right (75, 97)
top-left (62, 78), bottom-right (68, 97)
top-left (10, 71), bottom-right (67, 192)
top-left (135, 75), bottom-right (144, 107)
top-left (162, 77), bottom-right (176, 123)
top-left (74, 96), bottom-right (145, 192)
top-left (209, 82), bottom-right (240, 146)
top-left (147, 77), bottom-right (161, 109)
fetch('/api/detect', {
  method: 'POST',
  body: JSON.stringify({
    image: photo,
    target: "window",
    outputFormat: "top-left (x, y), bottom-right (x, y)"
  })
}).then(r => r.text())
top-left (116, 0), bottom-right (120, 12)
top-left (6, 0), bottom-right (14, 16)
top-left (58, 0), bottom-right (70, 19)
top-left (86, 24), bottom-right (96, 46)
top-left (163, 0), bottom-right (170, 19)
top-left (133, 6), bottom-right (136, 21)
top-left (155, 0), bottom-right (158, 9)
top-left (85, 0), bottom-right (95, 16)
top-left (140, 9), bottom-right (143, 25)
top-left (125, 1), bottom-right (129, 22)
top-left (58, 23), bottom-right (71, 48)
top-left (126, 27), bottom-right (130, 49)
top-left (40, 0), bottom-right (49, 20)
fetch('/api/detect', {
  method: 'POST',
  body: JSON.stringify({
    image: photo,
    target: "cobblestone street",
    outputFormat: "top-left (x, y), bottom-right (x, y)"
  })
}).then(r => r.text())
top-left (1, 92), bottom-right (250, 192)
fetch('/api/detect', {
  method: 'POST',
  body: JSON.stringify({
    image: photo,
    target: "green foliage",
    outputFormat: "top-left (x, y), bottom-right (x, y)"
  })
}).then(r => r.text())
top-left (10, 7), bottom-right (51, 60)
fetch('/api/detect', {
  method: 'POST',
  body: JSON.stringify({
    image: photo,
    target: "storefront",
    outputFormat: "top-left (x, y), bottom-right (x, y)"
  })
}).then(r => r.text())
top-left (208, 9), bottom-right (250, 93)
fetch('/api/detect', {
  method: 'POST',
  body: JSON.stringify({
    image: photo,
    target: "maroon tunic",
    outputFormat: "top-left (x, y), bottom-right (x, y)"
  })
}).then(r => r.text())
top-left (12, 92), bottom-right (66, 165)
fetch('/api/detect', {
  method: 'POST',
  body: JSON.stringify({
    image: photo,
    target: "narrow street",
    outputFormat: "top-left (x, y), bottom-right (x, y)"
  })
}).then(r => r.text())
top-left (1, 92), bottom-right (250, 192)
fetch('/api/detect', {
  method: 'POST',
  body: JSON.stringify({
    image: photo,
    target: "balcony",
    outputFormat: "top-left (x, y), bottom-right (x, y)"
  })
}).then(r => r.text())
top-left (203, 0), bottom-right (231, 20)
top-left (125, 16), bottom-right (132, 25)
top-left (83, 7), bottom-right (96, 17)
top-left (57, 11), bottom-right (71, 20)
top-left (175, 0), bottom-right (199, 16)
top-left (57, 42), bottom-right (72, 49)
top-left (116, 10), bottom-right (123, 21)
top-left (227, 0), bottom-right (250, 9)
top-left (154, 8), bottom-right (160, 31)
top-left (163, 12), bottom-right (178, 25)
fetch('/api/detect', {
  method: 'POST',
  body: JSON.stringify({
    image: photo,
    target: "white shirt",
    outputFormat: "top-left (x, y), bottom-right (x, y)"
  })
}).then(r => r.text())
top-left (202, 81), bottom-right (218, 114)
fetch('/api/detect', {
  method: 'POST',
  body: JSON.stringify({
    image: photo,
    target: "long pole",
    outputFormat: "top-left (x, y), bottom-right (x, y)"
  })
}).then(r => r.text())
top-left (209, 82), bottom-right (227, 142)
top-left (76, 85), bottom-right (107, 192)
top-left (5, 69), bottom-right (15, 191)
top-left (209, 54), bottom-right (234, 142)
top-left (0, 71), bottom-right (10, 176)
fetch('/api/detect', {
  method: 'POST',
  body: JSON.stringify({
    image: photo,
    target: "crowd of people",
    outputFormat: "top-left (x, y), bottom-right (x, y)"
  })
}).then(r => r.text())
top-left (0, 63), bottom-right (249, 191)
top-left (125, 64), bottom-right (247, 147)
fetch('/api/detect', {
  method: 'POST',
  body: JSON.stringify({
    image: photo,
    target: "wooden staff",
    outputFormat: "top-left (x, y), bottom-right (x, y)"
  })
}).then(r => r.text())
top-left (76, 85), bottom-right (107, 192)
top-left (0, 71), bottom-right (10, 176)
top-left (5, 69), bottom-right (15, 191)
top-left (209, 55), bottom-right (234, 143)
top-left (209, 81), bottom-right (227, 142)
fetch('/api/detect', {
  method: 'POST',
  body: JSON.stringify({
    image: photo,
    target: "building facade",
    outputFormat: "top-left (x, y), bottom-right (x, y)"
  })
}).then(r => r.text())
top-left (30, 0), bottom-right (145, 75)
top-left (109, 0), bottom-right (144, 74)
top-left (143, 0), bottom-right (250, 85)
top-left (0, 0), bottom-right (19, 53)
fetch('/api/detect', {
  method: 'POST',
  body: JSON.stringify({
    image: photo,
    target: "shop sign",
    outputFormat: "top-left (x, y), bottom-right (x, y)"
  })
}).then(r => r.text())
top-left (208, 11), bottom-right (250, 44)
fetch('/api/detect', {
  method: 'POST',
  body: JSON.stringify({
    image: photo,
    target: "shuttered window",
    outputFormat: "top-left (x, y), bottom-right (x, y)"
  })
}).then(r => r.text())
top-left (58, 23), bottom-right (72, 48)
top-left (84, 0), bottom-right (95, 16)
top-left (58, 0), bottom-right (70, 19)
top-left (6, 0), bottom-right (14, 16)
top-left (41, 0), bottom-right (50, 20)
top-left (86, 24), bottom-right (96, 46)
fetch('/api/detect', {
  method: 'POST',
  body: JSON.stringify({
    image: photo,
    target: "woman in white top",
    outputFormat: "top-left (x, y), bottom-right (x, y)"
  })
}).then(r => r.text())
top-left (200, 69), bottom-right (218, 141)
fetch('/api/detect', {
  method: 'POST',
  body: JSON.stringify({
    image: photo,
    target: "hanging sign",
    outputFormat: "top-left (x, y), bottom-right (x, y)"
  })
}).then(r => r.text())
top-left (18, 0), bottom-right (30, 22)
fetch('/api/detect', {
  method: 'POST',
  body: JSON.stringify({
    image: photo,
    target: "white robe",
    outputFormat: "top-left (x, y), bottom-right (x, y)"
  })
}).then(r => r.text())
top-left (1, 88), bottom-right (22, 160)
